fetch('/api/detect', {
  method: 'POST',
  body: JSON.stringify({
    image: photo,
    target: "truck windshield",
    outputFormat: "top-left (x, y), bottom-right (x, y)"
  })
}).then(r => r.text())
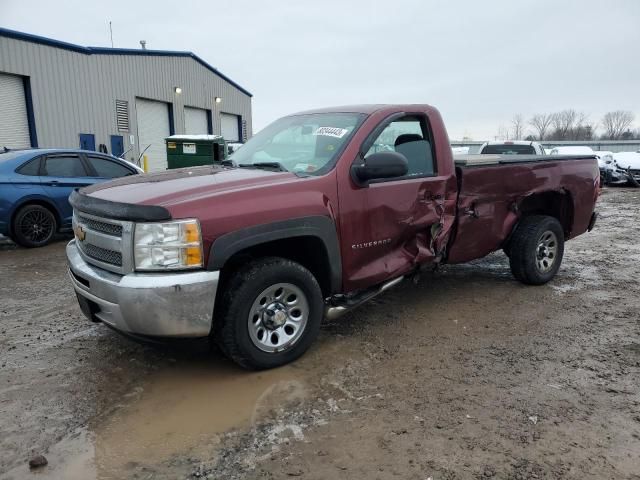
top-left (481, 144), bottom-right (536, 155)
top-left (229, 113), bottom-right (365, 175)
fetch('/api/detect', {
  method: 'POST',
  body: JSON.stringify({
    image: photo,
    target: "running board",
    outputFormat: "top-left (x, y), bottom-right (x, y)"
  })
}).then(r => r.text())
top-left (324, 276), bottom-right (404, 320)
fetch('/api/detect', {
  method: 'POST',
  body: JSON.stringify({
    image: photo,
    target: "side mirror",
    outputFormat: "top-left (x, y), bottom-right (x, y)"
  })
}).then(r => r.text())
top-left (351, 151), bottom-right (408, 184)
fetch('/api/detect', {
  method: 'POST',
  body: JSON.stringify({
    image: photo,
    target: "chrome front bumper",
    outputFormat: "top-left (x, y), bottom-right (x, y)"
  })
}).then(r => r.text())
top-left (66, 240), bottom-right (219, 337)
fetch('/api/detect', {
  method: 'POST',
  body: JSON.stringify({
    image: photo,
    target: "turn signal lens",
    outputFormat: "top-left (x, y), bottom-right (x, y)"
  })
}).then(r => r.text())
top-left (183, 246), bottom-right (202, 267)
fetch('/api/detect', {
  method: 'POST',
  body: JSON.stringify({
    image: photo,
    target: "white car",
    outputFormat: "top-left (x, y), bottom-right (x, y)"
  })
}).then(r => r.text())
top-left (451, 146), bottom-right (469, 155)
top-left (227, 142), bottom-right (245, 155)
top-left (612, 152), bottom-right (640, 185)
top-left (479, 141), bottom-right (546, 155)
top-left (593, 151), bottom-right (614, 169)
top-left (548, 146), bottom-right (595, 156)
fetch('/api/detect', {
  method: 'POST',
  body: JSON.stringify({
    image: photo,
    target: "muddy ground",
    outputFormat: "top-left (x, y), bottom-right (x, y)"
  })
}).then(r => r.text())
top-left (1, 188), bottom-right (639, 480)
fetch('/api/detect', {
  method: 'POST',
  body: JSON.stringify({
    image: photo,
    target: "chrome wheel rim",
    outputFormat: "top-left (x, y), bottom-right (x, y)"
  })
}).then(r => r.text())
top-left (536, 230), bottom-right (558, 273)
top-left (248, 283), bottom-right (309, 353)
top-left (19, 210), bottom-right (54, 243)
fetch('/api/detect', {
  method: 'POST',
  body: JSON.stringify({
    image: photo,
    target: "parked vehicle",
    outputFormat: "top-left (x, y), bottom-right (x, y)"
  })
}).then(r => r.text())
top-left (478, 141), bottom-right (545, 155)
top-left (550, 147), bottom-right (639, 187)
top-left (66, 105), bottom-right (599, 369)
top-left (612, 152), bottom-right (640, 186)
top-left (227, 142), bottom-right (245, 155)
top-left (549, 146), bottom-right (594, 156)
top-left (0, 149), bottom-right (142, 247)
top-left (593, 151), bottom-right (627, 186)
top-left (451, 146), bottom-right (469, 155)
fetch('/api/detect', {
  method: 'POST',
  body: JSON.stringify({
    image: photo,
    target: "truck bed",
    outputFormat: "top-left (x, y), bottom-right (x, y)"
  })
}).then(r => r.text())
top-left (454, 154), bottom-right (597, 167)
top-left (446, 154), bottom-right (599, 264)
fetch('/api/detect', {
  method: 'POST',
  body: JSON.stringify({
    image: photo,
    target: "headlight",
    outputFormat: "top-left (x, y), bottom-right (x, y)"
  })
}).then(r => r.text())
top-left (134, 219), bottom-right (203, 271)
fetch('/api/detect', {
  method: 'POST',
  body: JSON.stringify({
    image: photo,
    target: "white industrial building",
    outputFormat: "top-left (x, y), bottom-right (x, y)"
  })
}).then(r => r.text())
top-left (0, 27), bottom-right (252, 171)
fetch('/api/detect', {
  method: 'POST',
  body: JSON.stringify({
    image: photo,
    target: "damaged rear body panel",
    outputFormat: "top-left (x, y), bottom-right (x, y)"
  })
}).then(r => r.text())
top-left (447, 155), bottom-right (600, 263)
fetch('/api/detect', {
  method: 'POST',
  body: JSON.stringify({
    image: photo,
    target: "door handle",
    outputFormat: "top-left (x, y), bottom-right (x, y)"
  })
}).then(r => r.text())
top-left (47, 180), bottom-right (60, 186)
top-left (421, 191), bottom-right (443, 202)
top-left (464, 205), bottom-right (479, 218)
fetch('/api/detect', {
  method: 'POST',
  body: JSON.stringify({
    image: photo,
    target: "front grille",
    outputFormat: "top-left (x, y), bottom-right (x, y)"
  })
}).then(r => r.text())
top-left (78, 215), bottom-right (123, 237)
top-left (74, 210), bottom-right (131, 273)
top-left (79, 242), bottom-right (123, 266)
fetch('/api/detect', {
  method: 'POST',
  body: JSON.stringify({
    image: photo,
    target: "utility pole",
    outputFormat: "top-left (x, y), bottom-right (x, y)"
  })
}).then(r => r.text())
top-left (109, 21), bottom-right (114, 48)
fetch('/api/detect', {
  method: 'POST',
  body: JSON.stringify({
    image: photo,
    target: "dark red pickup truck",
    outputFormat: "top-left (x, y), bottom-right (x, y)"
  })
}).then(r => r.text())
top-left (67, 105), bottom-right (599, 369)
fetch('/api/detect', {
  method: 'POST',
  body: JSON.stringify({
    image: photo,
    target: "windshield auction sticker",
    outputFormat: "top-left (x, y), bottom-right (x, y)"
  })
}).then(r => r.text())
top-left (314, 127), bottom-right (349, 138)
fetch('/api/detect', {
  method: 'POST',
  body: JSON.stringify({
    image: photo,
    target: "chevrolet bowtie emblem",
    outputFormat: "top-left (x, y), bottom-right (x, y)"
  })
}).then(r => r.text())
top-left (74, 224), bottom-right (86, 241)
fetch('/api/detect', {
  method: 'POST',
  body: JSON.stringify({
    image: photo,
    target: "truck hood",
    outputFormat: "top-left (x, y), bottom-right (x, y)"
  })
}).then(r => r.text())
top-left (81, 166), bottom-right (299, 207)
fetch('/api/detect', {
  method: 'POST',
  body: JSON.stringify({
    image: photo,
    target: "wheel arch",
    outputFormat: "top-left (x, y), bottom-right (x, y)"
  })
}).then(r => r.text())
top-left (208, 216), bottom-right (342, 299)
top-left (516, 190), bottom-right (574, 239)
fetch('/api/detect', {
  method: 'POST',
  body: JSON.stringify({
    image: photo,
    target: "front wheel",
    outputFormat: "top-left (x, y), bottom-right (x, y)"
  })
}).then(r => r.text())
top-left (214, 257), bottom-right (324, 370)
top-left (508, 215), bottom-right (565, 285)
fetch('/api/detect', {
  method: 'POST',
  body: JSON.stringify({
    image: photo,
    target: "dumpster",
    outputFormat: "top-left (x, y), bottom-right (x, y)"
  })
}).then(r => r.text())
top-left (165, 135), bottom-right (227, 169)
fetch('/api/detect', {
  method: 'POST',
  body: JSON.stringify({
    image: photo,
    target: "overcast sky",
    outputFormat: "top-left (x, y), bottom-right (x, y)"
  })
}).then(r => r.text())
top-left (2, 0), bottom-right (639, 139)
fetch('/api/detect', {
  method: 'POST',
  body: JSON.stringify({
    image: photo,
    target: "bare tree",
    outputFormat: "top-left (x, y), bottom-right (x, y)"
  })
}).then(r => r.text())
top-left (550, 110), bottom-right (578, 140)
top-left (601, 111), bottom-right (635, 140)
top-left (495, 125), bottom-right (509, 141)
top-left (511, 114), bottom-right (525, 140)
top-left (529, 113), bottom-right (553, 140)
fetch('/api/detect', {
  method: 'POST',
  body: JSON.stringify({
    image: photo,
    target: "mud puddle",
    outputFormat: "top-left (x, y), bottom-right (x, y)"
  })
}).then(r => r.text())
top-left (2, 361), bottom-right (309, 479)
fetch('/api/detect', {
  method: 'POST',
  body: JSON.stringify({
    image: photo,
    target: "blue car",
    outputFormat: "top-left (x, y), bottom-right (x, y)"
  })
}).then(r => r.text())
top-left (0, 149), bottom-right (143, 247)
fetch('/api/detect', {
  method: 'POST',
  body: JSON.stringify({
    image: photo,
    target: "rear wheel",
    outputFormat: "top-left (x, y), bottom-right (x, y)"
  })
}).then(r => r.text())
top-left (12, 204), bottom-right (57, 248)
top-left (214, 257), bottom-right (323, 370)
top-left (509, 215), bottom-right (564, 285)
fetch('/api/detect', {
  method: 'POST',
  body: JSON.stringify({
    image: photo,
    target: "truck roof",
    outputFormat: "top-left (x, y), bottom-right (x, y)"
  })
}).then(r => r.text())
top-left (290, 104), bottom-right (435, 115)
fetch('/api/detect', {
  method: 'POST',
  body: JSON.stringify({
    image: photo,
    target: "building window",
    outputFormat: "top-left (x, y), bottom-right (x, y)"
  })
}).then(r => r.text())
top-left (116, 100), bottom-right (129, 132)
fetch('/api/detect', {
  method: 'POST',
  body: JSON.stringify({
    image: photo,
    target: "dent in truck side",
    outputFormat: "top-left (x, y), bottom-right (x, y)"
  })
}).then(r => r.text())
top-left (334, 107), bottom-right (458, 292)
top-left (446, 157), bottom-right (599, 264)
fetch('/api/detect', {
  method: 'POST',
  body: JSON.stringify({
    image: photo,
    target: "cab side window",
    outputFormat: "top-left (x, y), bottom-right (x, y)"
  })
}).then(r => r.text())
top-left (365, 115), bottom-right (435, 177)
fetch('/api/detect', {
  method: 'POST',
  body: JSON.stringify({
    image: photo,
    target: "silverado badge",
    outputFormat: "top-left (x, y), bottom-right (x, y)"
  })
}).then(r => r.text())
top-left (73, 224), bottom-right (86, 241)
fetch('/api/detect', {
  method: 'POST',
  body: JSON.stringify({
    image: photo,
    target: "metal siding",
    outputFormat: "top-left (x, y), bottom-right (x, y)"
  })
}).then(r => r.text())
top-left (0, 35), bottom-right (252, 163)
top-left (0, 72), bottom-right (30, 148)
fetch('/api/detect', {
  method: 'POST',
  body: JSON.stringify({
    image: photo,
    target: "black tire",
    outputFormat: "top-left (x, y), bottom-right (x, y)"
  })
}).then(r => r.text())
top-left (509, 215), bottom-right (564, 285)
top-left (12, 204), bottom-right (57, 248)
top-left (214, 257), bottom-right (324, 370)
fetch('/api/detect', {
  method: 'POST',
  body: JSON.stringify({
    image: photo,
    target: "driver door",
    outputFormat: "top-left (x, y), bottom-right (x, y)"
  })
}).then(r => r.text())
top-left (337, 113), bottom-right (453, 292)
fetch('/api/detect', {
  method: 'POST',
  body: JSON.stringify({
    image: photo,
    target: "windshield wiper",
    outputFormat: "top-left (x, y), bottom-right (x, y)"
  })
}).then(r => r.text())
top-left (239, 162), bottom-right (288, 172)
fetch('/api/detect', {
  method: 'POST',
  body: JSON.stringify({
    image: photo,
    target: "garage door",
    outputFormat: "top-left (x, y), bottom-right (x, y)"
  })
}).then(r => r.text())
top-left (221, 113), bottom-right (240, 142)
top-left (135, 98), bottom-right (171, 172)
top-left (184, 107), bottom-right (208, 134)
top-left (0, 73), bottom-right (30, 149)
